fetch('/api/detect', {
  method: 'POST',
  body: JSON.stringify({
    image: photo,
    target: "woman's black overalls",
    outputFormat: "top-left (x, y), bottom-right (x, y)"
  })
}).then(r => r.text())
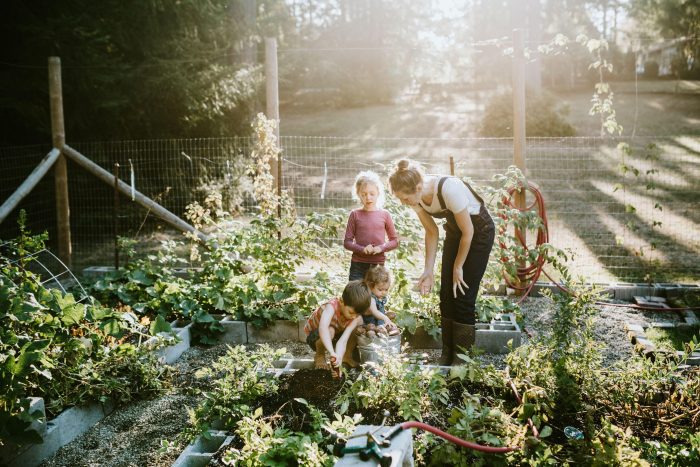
top-left (420, 177), bottom-right (495, 325)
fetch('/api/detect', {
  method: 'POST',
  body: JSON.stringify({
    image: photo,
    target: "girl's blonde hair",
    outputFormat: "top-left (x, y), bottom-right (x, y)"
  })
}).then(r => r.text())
top-left (388, 159), bottom-right (424, 195)
top-left (364, 265), bottom-right (391, 287)
top-left (353, 170), bottom-right (385, 208)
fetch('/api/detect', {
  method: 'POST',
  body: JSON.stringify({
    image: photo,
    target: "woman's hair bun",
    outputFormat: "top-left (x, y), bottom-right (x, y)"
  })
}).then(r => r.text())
top-left (397, 159), bottom-right (410, 170)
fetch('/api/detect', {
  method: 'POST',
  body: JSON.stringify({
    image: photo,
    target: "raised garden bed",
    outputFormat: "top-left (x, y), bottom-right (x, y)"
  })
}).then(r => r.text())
top-left (144, 321), bottom-right (193, 364)
top-left (402, 313), bottom-right (521, 354)
top-left (0, 400), bottom-right (116, 467)
top-left (1, 323), bottom-right (191, 467)
top-left (171, 430), bottom-right (234, 467)
top-left (625, 312), bottom-right (700, 365)
top-left (173, 357), bottom-right (425, 467)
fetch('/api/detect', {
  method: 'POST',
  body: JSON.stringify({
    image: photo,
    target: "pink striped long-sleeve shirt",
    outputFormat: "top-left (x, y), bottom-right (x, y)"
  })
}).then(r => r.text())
top-left (343, 209), bottom-right (398, 264)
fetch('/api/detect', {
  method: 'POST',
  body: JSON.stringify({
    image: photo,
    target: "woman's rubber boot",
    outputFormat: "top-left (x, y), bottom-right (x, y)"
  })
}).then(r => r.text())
top-left (439, 318), bottom-right (454, 366)
top-left (452, 322), bottom-right (475, 364)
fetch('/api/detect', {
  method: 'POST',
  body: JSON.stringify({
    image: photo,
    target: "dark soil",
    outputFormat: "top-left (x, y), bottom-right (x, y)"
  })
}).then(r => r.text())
top-left (286, 368), bottom-right (345, 403)
top-left (255, 368), bottom-right (346, 430)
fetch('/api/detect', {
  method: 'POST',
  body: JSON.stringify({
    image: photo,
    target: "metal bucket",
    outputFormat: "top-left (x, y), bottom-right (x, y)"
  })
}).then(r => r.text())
top-left (356, 334), bottom-right (401, 363)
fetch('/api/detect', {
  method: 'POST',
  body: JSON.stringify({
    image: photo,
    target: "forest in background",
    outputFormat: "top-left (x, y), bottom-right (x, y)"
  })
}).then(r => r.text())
top-left (1, 0), bottom-right (698, 145)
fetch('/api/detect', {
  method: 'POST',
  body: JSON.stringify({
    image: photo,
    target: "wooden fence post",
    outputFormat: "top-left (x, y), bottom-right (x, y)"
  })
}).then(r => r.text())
top-left (113, 163), bottom-right (120, 270)
top-left (49, 57), bottom-right (72, 268)
top-left (265, 37), bottom-right (282, 228)
top-left (512, 29), bottom-right (526, 178)
top-left (512, 29), bottom-right (527, 289)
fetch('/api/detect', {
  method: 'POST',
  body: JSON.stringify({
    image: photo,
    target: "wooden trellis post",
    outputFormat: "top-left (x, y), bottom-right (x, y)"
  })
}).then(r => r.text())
top-left (512, 29), bottom-right (527, 289)
top-left (49, 57), bottom-right (72, 268)
top-left (265, 37), bottom-right (282, 229)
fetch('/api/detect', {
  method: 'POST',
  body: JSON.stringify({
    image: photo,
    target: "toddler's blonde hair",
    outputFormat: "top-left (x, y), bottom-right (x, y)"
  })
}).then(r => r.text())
top-left (352, 170), bottom-right (385, 208)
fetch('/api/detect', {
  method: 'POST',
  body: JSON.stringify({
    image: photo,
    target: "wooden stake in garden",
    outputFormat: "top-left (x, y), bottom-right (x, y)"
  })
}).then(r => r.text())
top-left (113, 163), bottom-right (120, 270)
top-left (512, 29), bottom-right (527, 289)
top-left (265, 37), bottom-right (282, 220)
top-left (49, 56), bottom-right (72, 268)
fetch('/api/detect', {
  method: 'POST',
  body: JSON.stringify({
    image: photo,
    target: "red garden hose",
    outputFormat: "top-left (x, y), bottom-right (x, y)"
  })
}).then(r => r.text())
top-left (499, 181), bottom-right (700, 311)
top-left (498, 180), bottom-right (551, 304)
top-left (396, 421), bottom-right (520, 453)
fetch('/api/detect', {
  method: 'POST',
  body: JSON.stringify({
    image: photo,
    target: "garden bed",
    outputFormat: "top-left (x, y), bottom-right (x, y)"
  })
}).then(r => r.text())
top-left (1, 321), bottom-right (192, 467)
top-left (39, 295), bottom-right (698, 467)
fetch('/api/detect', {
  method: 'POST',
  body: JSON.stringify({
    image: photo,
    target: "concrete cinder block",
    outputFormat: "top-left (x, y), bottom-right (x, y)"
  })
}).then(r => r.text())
top-left (81, 265), bottom-right (116, 278)
top-left (4, 401), bottom-right (115, 467)
top-left (172, 430), bottom-right (234, 467)
top-left (634, 338), bottom-right (655, 352)
top-left (82, 265), bottom-right (200, 279)
top-left (246, 320), bottom-right (300, 343)
top-left (624, 323), bottom-right (645, 334)
top-left (612, 284), bottom-right (633, 301)
top-left (474, 313), bottom-right (521, 354)
top-left (27, 397), bottom-right (46, 437)
top-left (592, 283), bottom-right (615, 298)
top-left (271, 358), bottom-right (314, 371)
top-left (614, 283), bottom-right (659, 301)
top-left (650, 322), bottom-right (675, 328)
top-left (0, 398), bottom-right (48, 466)
top-left (530, 282), bottom-right (558, 296)
top-left (212, 317), bottom-right (247, 344)
top-left (334, 425), bottom-right (413, 467)
top-left (686, 353), bottom-right (700, 366)
top-left (633, 296), bottom-right (670, 309)
top-left (145, 322), bottom-right (192, 365)
top-left (683, 310), bottom-right (699, 325)
top-left (475, 329), bottom-right (521, 354)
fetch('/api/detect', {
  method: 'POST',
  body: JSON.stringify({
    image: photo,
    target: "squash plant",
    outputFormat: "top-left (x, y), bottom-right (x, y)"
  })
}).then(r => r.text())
top-left (88, 114), bottom-right (346, 335)
top-left (0, 215), bottom-right (166, 447)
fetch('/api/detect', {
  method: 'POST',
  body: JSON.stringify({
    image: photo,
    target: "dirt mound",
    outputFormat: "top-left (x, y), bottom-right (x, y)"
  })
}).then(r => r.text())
top-left (286, 368), bottom-right (344, 403)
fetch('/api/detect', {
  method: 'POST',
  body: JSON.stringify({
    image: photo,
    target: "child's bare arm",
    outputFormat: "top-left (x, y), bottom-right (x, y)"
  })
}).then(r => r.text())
top-left (335, 316), bottom-right (362, 362)
top-left (368, 299), bottom-right (384, 320)
top-left (318, 304), bottom-right (337, 359)
top-left (369, 299), bottom-right (398, 330)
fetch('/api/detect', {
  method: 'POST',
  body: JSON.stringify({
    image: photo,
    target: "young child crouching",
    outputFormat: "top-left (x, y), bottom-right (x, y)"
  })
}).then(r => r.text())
top-left (304, 280), bottom-right (371, 372)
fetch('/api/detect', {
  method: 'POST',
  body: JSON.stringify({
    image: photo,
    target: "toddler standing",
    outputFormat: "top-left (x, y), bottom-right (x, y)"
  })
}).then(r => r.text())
top-left (344, 171), bottom-right (399, 281)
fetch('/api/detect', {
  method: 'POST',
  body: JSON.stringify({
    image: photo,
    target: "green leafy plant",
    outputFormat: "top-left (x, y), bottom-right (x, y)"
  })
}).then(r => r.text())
top-left (481, 166), bottom-right (571, 292)
top-left (221, 403), bottom-right (361, 467)
top-left (536, 33), bottom-right (623, 137)
top-left (429, 393), bottom-right (528, 466)
top-left (336, 351), bottom-right (448, 422)
top-left (1, 213), bottom-right (166, 446)
top-left (186, 345), bottom-right (286, 438)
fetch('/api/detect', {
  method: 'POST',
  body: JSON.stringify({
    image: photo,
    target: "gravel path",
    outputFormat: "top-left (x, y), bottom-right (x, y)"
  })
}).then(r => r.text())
top-left (40, 297), bottom-right (690, 466)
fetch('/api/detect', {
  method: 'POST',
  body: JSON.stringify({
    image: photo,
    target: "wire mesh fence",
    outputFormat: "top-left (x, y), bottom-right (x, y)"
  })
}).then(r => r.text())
top-left (1, 135), bottom-right (698, 282)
